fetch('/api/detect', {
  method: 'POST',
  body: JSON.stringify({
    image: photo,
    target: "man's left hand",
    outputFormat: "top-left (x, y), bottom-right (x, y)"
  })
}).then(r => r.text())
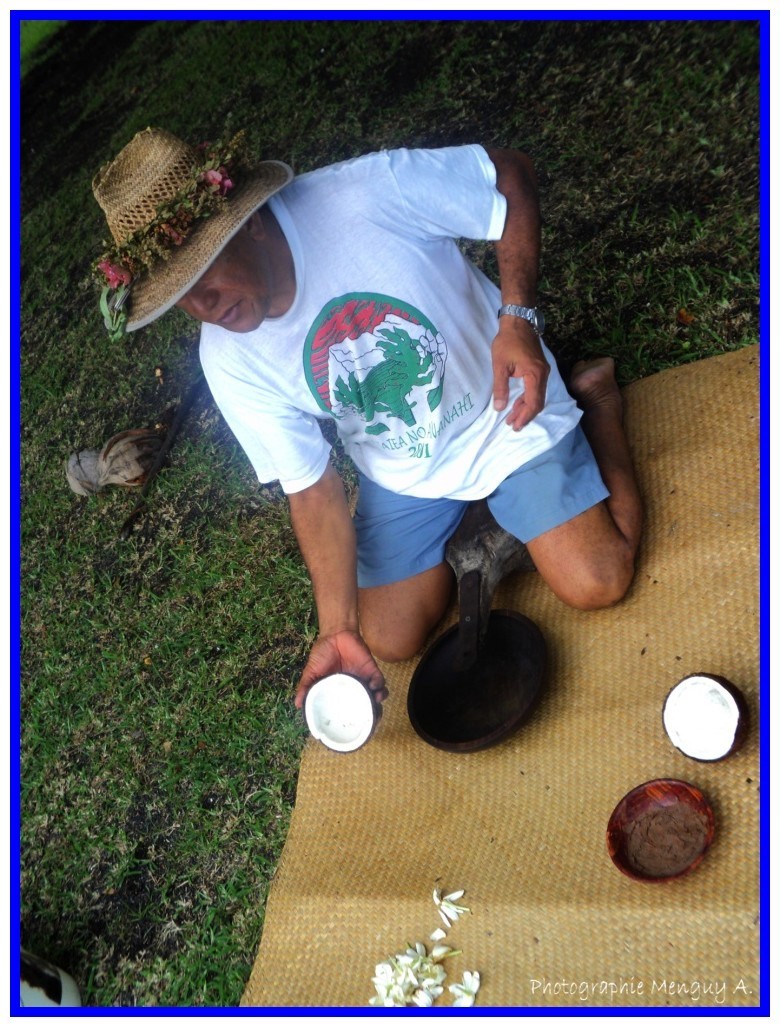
top-left (491, 317), bottom-right (550, 431)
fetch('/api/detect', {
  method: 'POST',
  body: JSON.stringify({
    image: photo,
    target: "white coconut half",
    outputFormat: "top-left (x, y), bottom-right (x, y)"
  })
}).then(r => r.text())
top-left (304, 674), bottom-right (375, 752)
top-left (663, 674), bottom-right (746, 761)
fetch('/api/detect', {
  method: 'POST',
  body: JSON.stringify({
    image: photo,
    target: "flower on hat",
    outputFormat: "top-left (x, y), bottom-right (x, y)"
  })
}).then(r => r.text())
top-left (97, 259), bottom-right (132, 290)
top-left (202, 166), bottom-right (234, 195)
top-left (158, 223), bottom-right (186, 246)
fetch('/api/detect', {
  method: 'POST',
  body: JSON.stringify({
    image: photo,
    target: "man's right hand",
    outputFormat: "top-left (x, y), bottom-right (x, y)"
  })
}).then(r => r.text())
top-left (491, 315), bottom-right (549, 431)
top-left (294, 629), bottom-right (387, 710)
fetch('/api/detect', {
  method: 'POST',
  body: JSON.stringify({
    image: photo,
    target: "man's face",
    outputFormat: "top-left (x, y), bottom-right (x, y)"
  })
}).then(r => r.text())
top-left (175, 211), bottom-right (290, 332)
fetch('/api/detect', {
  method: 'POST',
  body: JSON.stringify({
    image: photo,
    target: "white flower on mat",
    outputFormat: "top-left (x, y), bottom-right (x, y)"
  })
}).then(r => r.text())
top-left (413, 984), bottom-right (446, 1007)
top-left (431, 944), bottom-right (457, 961)
top-left (433, 886), bottom-right (470, 927)
top-left (373, 961), bottom-right (394, 983)
top-left (369, 885), bottom-right (479, 1007)
top-left (369, 939), bottom-right (459, 1007)
top-left (449, 969), bottom-right (481, 1007)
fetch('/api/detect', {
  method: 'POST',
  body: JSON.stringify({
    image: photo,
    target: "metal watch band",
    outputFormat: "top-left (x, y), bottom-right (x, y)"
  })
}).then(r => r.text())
top-left (497, 304), bottom-right (544, 334)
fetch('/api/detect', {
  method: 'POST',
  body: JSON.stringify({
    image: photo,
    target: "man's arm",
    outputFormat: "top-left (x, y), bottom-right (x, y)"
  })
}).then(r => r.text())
top-left (287, 462), bottom-right (386, 709)
top-left (485, 146), bottom-right (550, 431)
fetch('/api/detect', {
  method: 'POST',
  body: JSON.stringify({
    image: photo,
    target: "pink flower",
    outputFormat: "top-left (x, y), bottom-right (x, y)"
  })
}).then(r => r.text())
top-left (98, 259), bottom-right (132, 289)
top-left (201, 166), bottom-right (234, 195)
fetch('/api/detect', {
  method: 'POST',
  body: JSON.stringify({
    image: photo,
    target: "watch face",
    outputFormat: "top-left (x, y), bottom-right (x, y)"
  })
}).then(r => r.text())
top-left (534, 309), bottom-right (545, 334)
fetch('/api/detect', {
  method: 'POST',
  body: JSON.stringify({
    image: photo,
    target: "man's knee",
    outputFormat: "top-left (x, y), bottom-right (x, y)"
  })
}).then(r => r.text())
top-left (361, 622), bottom-right (429, 664)
top-left (360, 605), bottom-right (446, 663)
top-left (359, 564), bottom-right (454, 663)
top-left (553, 551), bottom-right (635, 611)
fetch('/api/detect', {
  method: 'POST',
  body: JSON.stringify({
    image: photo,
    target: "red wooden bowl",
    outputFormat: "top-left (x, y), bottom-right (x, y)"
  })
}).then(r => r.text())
top-left (606, 779), bottom-right (715, 882)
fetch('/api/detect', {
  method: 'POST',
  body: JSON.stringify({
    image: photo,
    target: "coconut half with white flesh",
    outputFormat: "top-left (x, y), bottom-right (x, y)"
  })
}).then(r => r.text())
top-left (663, 673), bottom-right (748, 761)
top-left (304, 674), bottom-right (376, 752)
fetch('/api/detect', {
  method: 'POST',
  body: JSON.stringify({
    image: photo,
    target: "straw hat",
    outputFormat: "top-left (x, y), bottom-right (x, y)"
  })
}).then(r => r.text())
top-left (92, 127), bottom-right (293, 332)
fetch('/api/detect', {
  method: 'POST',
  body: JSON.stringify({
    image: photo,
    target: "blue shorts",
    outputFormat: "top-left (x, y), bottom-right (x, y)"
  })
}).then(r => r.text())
top-left (354, 424), bottom-right (609, 588)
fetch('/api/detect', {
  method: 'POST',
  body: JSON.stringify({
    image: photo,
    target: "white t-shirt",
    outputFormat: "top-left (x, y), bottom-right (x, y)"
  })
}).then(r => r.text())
top-left (200, 144), bottom-right (582, 497)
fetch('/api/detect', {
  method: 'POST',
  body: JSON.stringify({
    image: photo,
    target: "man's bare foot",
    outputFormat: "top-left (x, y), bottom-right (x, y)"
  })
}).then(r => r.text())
top-left (569, 357), bottom-right (623, 419)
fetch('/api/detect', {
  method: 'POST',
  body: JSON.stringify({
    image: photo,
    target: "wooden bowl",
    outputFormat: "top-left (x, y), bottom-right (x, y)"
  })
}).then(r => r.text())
top-left (606, 779), bottom-right (715, 882)
top-left (407, 610), bottom-right (546, 752)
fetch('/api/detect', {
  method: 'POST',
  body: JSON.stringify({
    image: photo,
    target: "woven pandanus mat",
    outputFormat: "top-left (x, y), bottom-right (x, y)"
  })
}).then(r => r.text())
top-left (242, 346), bottom-right (761, 1009)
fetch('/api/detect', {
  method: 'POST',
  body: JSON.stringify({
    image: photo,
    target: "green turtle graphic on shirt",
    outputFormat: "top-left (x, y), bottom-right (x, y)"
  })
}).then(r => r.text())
top-left (304, 293), bottom-right (446, 435)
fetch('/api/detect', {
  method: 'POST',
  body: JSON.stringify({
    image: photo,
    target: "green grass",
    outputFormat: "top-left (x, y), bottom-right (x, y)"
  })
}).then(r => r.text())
top-left (19, 19), bottom-right (67, 77)
top-left (20, 17), bottom-right (759, 1007)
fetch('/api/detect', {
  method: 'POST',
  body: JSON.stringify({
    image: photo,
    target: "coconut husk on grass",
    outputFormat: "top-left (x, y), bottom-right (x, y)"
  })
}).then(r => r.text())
top-left (66, 427), bottom-right (164, 496)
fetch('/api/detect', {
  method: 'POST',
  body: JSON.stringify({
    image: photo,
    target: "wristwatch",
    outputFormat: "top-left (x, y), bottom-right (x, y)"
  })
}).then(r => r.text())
top-left (497, 304), bottom-right (545, 336)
